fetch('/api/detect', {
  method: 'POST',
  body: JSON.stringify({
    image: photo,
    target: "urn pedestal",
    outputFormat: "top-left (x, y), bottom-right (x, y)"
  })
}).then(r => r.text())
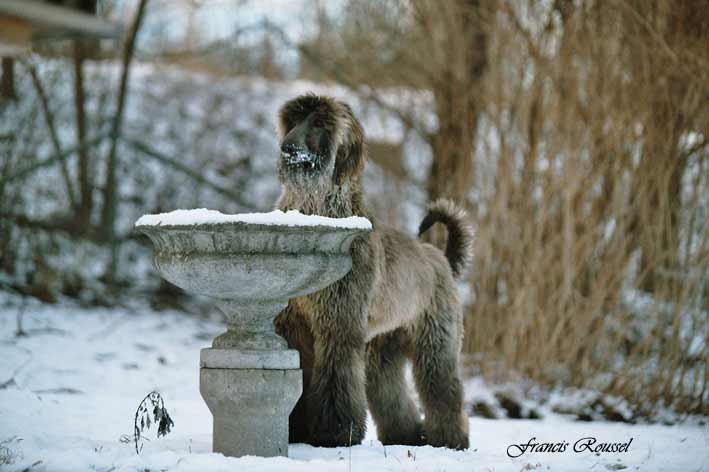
top-left (199, 299), bottom-right (302, 458)
top-left (200, 359), bottom-right (301, 457)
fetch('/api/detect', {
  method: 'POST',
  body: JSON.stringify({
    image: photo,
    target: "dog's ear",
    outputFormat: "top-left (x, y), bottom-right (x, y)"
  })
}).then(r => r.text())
top-left (333, 105), bottom-right (366, 185)
top-left (278, 97), bottom-right (301, 140)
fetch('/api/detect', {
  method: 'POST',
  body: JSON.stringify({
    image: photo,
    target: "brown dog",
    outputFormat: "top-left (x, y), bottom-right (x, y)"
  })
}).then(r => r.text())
top-left (273, 94), bottom-right (473, 449)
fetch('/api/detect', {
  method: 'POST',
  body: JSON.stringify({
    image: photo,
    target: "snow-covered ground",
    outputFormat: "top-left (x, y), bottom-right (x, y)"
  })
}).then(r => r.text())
top-left (1, 296), bottom-right (706, 472)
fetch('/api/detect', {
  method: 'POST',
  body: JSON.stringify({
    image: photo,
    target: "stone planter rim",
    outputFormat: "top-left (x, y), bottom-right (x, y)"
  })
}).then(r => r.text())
top-left (134, 221), bottom-right (372, 236)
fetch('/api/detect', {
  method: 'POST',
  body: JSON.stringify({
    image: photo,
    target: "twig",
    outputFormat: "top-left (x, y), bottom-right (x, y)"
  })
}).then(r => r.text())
top-left (0, 212), bottom-right (82, 239)
top-left (260, 20), bottom-right (433, 142)
top-left (2, 133), bottom-right (108, 184)
top-left (15, 296), bottom-right (28, 337)
top-left (612, 0), bottom-right (680, 65)
top-left (122, 138), bottom-right (254, 208)
top-left (119, 433), bottom-right (151, 444)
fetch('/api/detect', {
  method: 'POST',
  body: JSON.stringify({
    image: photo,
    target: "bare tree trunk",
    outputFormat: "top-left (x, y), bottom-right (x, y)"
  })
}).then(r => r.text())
top-left (73, 41), bottom-right (93, 229)
top-left (100, 0), bottom-right (149, 283)
top-left (1, 57), bottom-right (16, 102)
top-left (426, 0), bottom-right (490, 204)
top-left (423, 0), bottom-right (493, 248)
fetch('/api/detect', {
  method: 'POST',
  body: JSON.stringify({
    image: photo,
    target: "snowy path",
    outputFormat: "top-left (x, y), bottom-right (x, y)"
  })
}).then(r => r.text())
top-left (0, 299), bottom-right (706, 471)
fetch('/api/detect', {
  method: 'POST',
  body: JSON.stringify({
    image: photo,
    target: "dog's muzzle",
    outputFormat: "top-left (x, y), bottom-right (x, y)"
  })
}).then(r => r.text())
top-left (281, 144), bottom-right (321, 171)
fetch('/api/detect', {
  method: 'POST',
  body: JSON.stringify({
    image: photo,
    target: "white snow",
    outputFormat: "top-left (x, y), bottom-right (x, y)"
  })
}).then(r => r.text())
top-left (0, 294), bottom-right (706, 472)
top-left (282, 149), bottom-right (321, 165)
top-left (135, 209), bottom-right (372, 230)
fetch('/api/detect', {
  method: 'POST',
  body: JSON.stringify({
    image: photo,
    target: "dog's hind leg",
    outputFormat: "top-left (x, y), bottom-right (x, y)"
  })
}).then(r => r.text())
top-left (411, 294), bottom-right (469, 450)
top-left (366, 328), bottom-right (423, 445)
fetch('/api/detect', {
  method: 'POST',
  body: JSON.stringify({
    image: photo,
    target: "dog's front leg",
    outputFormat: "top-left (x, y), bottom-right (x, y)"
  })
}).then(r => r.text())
top-left (306, 239), bottom-right (373, 447)
top-left (307, 300), bottom-right (367, 446)
top-left (274, 303), bottom-right (315, 444)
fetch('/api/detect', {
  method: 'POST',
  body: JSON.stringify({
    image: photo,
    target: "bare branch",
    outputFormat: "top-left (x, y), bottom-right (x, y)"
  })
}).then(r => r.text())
top-left (100, 0), bottom-right (150, 284)
top-left (261, 20), bottom-right (433, 142)
top-left (2, 133), bottom-right (108, 184)
top-left (122, 138), bottom-right (255, 209)
top-left (23, 62), bottom-right (78, 209)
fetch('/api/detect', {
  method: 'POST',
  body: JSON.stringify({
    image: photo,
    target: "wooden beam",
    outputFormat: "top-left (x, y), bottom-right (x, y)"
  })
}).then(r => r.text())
top-left (0, 0), bottom-right (120, 48)
top-left (0, 17), bottom-right (33, 51)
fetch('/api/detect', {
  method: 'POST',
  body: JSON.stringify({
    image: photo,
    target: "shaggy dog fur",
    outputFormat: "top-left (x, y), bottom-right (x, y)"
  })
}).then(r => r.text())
top-left (273, 94), bottom-right (474, 450)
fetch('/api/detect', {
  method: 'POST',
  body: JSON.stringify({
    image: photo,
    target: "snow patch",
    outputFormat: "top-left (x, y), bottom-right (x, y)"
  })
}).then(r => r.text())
top-left (135, 209), bottom-right (372, 230)
top-left (282, 148), bottom-right (321, 166)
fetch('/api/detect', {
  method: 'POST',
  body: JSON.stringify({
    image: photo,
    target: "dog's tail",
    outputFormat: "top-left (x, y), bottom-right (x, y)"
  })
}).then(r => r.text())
top-left (418, 199), bottom-right (474, 279)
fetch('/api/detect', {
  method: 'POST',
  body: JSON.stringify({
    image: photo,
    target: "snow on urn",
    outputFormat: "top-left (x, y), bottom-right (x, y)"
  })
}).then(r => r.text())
top-left (136, 209), bottom-right (371, 458)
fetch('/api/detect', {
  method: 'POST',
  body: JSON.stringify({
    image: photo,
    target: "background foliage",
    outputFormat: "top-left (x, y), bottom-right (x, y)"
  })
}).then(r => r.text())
top-left (0, 0), bottom-right (706, 419)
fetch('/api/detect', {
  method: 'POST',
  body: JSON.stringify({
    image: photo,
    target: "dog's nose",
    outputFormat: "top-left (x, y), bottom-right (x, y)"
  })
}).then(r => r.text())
top-left (281, 138), bottom-right (305, 156)
top-left (280, 141), bottom-right (301, 156)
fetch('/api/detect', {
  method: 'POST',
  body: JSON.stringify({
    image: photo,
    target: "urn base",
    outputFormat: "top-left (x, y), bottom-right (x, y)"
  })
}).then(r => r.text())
top-left (199, 348), bottom-right (302, 458)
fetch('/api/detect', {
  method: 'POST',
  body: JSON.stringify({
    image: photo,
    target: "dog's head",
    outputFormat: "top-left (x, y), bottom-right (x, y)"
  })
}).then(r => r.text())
top-left (277, 94), bottom-right (366, 189)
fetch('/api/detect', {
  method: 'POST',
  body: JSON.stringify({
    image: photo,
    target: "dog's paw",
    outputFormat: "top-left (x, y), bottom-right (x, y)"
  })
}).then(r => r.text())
top-left (422, 423), bottom-right (469, 450)
top-left (307, 407), bottom-right (366, 447)
top-left (288, 417), bottom-right (310, 444)
top-left (379, 421), bottom-right (425, 446)
top-left (308, 428), bottom-right (365, 447)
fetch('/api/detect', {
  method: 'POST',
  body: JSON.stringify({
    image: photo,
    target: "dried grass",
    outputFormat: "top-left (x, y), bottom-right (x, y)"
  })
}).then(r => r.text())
top-left (463, 0), bottom-right (708, 418)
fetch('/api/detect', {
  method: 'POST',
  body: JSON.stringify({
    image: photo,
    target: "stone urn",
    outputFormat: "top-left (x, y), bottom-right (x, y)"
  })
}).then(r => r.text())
top-left (136, 209), bottom-right (371, 458)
